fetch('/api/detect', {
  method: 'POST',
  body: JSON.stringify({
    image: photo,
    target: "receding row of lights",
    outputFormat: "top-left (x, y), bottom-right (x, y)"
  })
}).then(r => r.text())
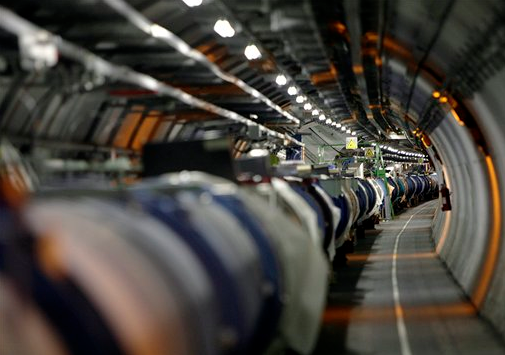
top-left (370, 143), bottom-right (426, 157)
top-left (317, 114), bottom-right (357, 135)
top-left (383, 160), bottom-right (427, 165)
top-left (383, 155), bottom-right (428, 161)
top-left (183, 0), bottom-right (347, 132)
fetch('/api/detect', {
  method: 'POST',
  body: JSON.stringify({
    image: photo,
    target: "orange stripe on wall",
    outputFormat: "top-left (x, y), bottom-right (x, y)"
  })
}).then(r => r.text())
top-left (473, 156), bottom-right (502, 308)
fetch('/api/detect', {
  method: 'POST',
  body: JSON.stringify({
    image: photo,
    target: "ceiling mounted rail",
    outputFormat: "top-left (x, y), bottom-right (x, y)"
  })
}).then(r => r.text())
top-left (100, 0), bottom-right (301, 126)
top-left (0, 6), bottom-right (303, 147)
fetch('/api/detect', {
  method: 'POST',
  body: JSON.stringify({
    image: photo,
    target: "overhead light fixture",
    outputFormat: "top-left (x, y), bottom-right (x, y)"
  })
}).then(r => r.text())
top-left (244, 44), bottom-right (262, 60)
top-left (432, 90), bottom-right (441, 99)
top-left (336, 123), bottom-right (341, 128)
top-left (275, 74), bottom-right (287, 86)
top-left (250, 114), bottom-right (258, 119)
top-left (341, 126), bottom-right (346, 131)
top-left (304, 103), bottom-right (312, 110)
top-left (331, 122), bottom-right (337, 126)
top-left (287, 86), bottom-right (298, 96)
top-left (346, 129), bottom-right (351, 134)
top-left (325, 118), bottom-right (332, 124)
top-left (181, 0), bottom-right (203, 7)
top-left (312, 109), bottom-right (319, 116)
top-left (351, 131), bottom-right (356, 136)
top-left (214, 19), bottom-right (235, 38)
top-left (439, 96), bottom-right (448, 103)
top-left (319, 114), bottom-right (326, 121)
top-left (389, 133), bottom-right (406, 140)
top-left (296, 95), bottom-right (306, 103)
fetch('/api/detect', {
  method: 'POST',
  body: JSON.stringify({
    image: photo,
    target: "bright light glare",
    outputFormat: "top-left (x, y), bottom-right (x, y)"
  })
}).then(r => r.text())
top-left (214, 19), bottom-right (235, 38)
top-left (287, 86), bottom-right (298, 96)
top-left (312, 109), bottom-right (319, 116)
top-left (296, 95), bottom-right (306, 103)
top-left (336, 123), bottom-right (341, 128)
top-left (326, 118), bottom-right (332, 124)
top-left (151, 24), bottom-right (170, 38)
top-left (244, 44), bottom-right (262, 60)
top-left (275, 74), bottom-right (287, 86)
top-left (319, 114), bottom-right (326, 121)
top-left (182, 0), bottom-right (202, 7)
top-left (304, 103), bottom-right (312, 110)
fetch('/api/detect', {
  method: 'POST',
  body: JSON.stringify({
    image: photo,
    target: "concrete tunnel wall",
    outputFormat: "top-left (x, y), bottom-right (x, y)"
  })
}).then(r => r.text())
top-left (428, 68), bottom-right (505, 338)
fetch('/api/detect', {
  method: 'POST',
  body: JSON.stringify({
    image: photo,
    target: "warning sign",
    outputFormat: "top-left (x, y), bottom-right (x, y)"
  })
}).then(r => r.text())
top-left (345, 137), bottom-right (358, 150)
top-left (365, 147), bottom-right (374, 158)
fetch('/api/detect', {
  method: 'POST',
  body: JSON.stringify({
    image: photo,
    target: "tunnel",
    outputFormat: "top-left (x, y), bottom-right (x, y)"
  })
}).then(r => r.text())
top-left (0, 0), bottom-right (504, 354)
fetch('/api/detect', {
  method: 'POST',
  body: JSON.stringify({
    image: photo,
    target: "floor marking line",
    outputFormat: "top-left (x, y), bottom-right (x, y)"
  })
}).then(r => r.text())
top-left (392, 203), bottom-right (434, 355)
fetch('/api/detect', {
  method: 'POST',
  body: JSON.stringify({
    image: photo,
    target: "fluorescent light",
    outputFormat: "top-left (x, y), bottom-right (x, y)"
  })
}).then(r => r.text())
top-left (336, 123), bottom-right (341, 128)
top-left (312, 109), bottom-right (319, 116)
top-left (249, 149), bottom-right (268, 157)
top-left (389, 133), bottom-right (406, 140)
top-left (296, 95), bottom-right (306, 103)
top-left (214, 19), bottom-right (235, 38)
top-left (275, 74), bottom-right (287, 86)
top-left (304, 103), bottom-right (312, 110)
top-left (182, 0), bottom-right (202, 7)
top-left (319, 114), bottom-right (326, 121)
top-left (287, 86), bottom-right (298, 95)
top-left (325, 118), bottom-right (332, 124)
top-left (244, 44), bottom-right (262, 60)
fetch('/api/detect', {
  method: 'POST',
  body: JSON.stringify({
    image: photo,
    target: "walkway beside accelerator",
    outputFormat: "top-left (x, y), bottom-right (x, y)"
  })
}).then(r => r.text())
top-left (314, 200), bottom-right (505, 355)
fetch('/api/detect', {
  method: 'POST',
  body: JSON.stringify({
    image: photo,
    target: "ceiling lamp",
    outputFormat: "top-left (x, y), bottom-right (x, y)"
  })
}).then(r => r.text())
top-left (346, 129), bottom-right (351, 134)
top-left (244, 44), bottom-right (262, 60)
top-left (319, 114), bottom-right (326, 121)
top-left (304, 103), bottom-right (312, 110)
top-left (331, 122), bottom-right (337, 126)
top-left (296, 95), bottom-right (306, 103)
top-left (325, 118), bottom-right (332, 124)
top-left (336, 123), bottom-right (341, 128)
top-left (275, 74), bottom-right (287, 86)
top-left (351, 131), bottom-right (356, 136)
top-left (341, 126), bottom-right (346, 131)
top-left (214, 19), bottom-right (235, 38)
top-left (287, 86), bottom-right (298, 96)
top-left (312, 109), bottom-right (319, 116)
top-left (181, 0), bottom-right (203, 6)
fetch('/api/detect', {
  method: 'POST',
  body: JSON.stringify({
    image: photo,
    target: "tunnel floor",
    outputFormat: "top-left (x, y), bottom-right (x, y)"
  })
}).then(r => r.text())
top-left (313, 200), bottom-right (505, 355)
